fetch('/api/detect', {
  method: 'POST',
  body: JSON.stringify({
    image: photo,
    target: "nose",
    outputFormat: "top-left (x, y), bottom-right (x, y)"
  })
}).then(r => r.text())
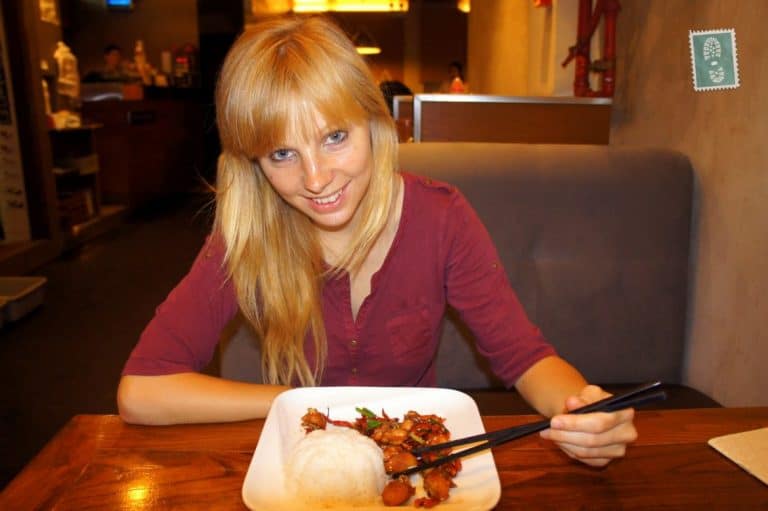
top-left (302, 154), bottom-right (334, 194)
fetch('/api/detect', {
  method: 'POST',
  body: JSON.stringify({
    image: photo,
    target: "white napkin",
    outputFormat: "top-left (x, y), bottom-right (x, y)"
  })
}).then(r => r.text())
top-left (708, 427), bottom-right (768, 486)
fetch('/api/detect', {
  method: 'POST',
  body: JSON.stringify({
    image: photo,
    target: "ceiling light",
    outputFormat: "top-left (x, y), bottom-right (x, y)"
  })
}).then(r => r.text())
top-left (292, 1), bottom-right (408, 12)
top-left (353, 28), bottom-right (382, 55)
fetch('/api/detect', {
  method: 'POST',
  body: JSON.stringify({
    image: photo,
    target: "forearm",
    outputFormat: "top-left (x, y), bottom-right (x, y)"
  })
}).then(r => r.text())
top-left (117, 373), bottom-right (290, 425)
top-left (514, 355), bottom-right (589, 417)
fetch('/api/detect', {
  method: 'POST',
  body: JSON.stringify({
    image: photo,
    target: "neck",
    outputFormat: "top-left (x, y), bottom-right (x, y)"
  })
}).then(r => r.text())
top-left (318, 229), bottom-right (354, 267)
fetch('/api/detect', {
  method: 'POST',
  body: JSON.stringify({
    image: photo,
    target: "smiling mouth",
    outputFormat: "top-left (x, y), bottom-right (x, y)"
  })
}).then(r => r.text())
top-left (311, 183), bottom-right (347, 206)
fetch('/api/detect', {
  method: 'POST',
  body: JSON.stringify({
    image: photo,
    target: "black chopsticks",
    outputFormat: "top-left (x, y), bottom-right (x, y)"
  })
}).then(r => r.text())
top-left (390, 381), bottom-right (666, 478)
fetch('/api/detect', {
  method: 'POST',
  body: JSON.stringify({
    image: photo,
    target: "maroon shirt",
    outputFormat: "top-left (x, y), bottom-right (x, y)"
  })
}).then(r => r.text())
top-left (123, 173), bottom-right (555, 387)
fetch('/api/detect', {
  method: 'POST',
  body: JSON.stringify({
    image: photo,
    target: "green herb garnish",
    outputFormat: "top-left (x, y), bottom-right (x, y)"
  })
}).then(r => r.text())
top-left (409, 432), bottom-right (426, 444)
top-left (356, 407), bottom-right (377, 419)
top-left (355, 407), bottom-right (382, 430)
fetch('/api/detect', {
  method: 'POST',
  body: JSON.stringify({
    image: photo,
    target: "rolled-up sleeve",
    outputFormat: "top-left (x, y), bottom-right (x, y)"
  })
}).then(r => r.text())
top-left (122, 234), bottom-right (239, 375)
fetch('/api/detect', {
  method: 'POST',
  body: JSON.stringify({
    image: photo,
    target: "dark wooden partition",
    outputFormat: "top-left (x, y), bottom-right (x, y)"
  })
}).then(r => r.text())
top-left (412, 94), bottom-right (611, 144)
top-left (392, 95), bottom-right (414, 143)
top-left (81, 97), bottom-right (205, 211)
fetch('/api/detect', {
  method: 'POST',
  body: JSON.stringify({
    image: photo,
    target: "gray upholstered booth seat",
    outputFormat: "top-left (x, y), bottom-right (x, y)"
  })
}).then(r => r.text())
top-left (219, 142), bottom-right (719, 414)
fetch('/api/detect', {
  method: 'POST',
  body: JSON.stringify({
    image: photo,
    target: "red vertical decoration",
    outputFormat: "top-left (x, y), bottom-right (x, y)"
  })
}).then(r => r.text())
top-left (600, 0), bottom-right (621, 96)
top-left (573, 0), bottom-right (593, 96)
top-left (562, 0), bottom-right (621, 97)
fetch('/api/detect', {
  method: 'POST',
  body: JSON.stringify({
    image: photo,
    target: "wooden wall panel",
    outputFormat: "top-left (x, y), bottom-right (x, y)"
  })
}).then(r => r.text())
top-left (413, 94), bottom-right (611, 144)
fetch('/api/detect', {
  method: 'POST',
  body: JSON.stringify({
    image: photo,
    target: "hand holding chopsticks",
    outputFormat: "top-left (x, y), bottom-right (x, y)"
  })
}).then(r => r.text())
top-left (390, 381), bottom-right (666, 478)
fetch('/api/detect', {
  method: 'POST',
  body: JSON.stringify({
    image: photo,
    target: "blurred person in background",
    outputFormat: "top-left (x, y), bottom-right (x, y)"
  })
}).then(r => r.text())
top-left (83, 44), bottom-right (130, 82)
top-left (440, 60), bottom-right (468, 93)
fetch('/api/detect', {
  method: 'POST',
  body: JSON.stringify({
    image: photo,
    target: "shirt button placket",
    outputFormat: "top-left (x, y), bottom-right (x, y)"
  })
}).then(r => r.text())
top-left (350, 338), bottom-right (359, 383)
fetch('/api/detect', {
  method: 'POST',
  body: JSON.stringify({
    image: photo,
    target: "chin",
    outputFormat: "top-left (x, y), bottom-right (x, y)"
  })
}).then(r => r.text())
top-left (312, 212), bottom-right (355, 232)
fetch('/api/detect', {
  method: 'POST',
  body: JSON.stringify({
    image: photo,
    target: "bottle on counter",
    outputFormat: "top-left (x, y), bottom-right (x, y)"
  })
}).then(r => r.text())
top-left (152, 50), bottom-right (169, 86)
top-left (52, 42), bottom-right (81, 127)
top-left (133, 39), bottom-right (152, 86)
top-left (172, 43), bottom-right (200, 88)
top-left (40, 60), bottom-right (53, 116)
top-left (53, 41), bottom-right (80, 100)
top-left (42, 79), bottom-right (52, 115)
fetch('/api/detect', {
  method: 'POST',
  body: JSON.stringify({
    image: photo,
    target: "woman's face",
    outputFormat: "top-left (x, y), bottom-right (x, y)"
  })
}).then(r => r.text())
top-left (258, 112), bottom-right (374, 236)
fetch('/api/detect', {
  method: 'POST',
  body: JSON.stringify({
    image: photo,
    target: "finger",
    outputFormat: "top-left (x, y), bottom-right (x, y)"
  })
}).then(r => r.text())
top-left (557, 443), bottom-right (614, 467)
top-left (564, 395), bottom-right (587, 412)
top-left (543, 424), bottom-right (638, 451)
top-left (542, 413), bottom-right (638, 450)
top-left (555, 439), bottom-right (628, 460)
top-left (579, 384), bottom-right (611, 404)
top-left (551, 408), bottom-right (636, 434)
top-left (579, 457), bottom-right (612, 468)
top-left (565, 385), bottom-right (611, 412)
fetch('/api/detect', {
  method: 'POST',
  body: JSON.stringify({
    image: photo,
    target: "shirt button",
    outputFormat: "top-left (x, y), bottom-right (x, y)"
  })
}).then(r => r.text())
top-left (351, 367), bottom-right (358, 375)
top-left (351, 339), bottom-right (358, 346)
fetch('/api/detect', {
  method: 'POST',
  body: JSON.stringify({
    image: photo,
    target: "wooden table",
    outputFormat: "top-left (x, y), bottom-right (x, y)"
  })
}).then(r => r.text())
top-left (2, 408), bottom-right (766, 510)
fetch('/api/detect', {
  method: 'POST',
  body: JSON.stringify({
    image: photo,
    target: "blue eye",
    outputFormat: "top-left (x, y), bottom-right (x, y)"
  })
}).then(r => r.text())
top-left (325, 130), bottom-right (347, 145)
top-left (269, 148), bottom-right (294, 162)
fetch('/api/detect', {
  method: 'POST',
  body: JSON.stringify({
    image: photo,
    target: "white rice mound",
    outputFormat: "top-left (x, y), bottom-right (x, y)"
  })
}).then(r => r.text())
top-left (285, 427), bottom-right (387, 507)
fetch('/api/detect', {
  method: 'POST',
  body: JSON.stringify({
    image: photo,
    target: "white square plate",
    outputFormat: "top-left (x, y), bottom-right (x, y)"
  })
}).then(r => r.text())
top-left (242, 386), bottom-right (501, 510)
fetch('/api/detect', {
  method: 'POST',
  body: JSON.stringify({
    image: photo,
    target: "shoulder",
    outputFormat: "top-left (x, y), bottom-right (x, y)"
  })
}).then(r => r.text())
top-left (401, 171), bottom-right (472, 213)
top-left (399, 172), bottom-right (479, 249)
top-left (194, 231), bottom-right (226, 266)
top-left (402, 171), bottom-right (458, 198)
top-left (181, 231), bottom-right (230, 292)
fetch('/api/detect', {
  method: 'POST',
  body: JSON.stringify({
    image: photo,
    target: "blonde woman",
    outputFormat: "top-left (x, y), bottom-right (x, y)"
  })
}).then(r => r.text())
top-left (118, 16), bottom-right (636, 467)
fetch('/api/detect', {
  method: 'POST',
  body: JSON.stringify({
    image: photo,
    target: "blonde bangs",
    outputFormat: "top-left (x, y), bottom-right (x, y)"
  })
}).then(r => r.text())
top-left (217, 17), bottom-right (374, 160)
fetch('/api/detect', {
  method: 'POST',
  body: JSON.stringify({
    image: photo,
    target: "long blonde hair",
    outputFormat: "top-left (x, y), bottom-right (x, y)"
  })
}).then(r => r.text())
top-left (214, 16), bottom-right (399, 386)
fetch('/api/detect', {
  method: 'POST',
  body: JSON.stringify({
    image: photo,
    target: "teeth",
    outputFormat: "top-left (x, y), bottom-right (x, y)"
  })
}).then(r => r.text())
top-left (313, 189), bottom-right (342, 205)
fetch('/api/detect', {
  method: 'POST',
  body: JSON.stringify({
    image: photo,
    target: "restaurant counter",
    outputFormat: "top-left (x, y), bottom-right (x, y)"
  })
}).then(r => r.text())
top-left (80, 93), bottom-right (206, 211)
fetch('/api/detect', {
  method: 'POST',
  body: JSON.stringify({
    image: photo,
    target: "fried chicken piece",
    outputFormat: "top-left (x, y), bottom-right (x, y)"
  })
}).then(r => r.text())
top-left (381, 476), bottom-right (415, 506)
top-left (300, 408), bottom-right (327, 432)
top-left (383, 450), bottom-right (418, 474)
top-left (422, 468), bottom-right (454, 502)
